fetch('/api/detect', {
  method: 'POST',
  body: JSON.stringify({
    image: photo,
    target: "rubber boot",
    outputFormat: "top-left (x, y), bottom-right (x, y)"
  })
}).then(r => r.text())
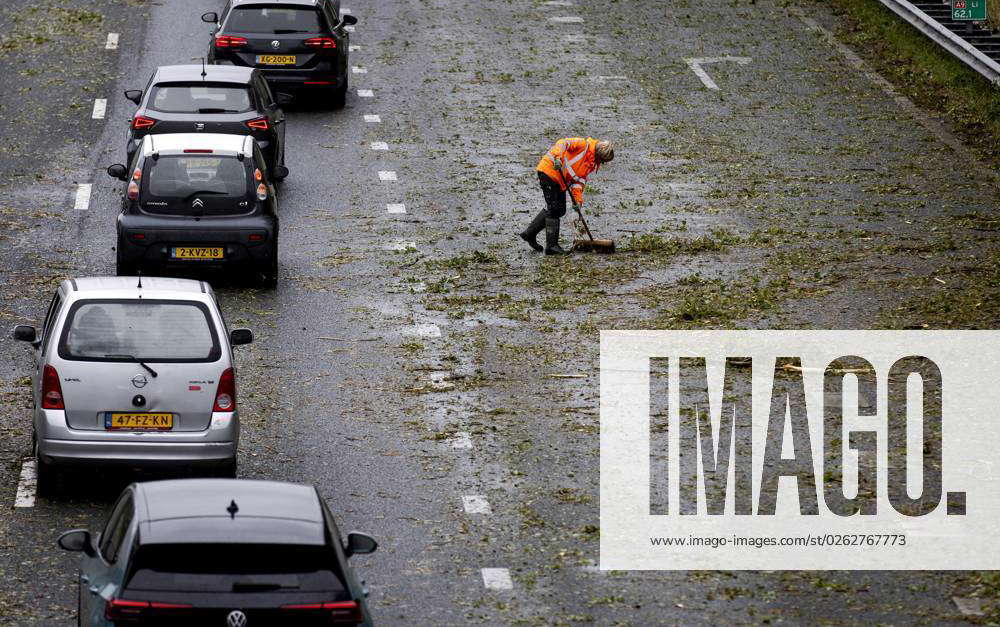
top-left (545, 218), bottom-right (568, 255)
top-left (519, 210), bottom-right (546, 252)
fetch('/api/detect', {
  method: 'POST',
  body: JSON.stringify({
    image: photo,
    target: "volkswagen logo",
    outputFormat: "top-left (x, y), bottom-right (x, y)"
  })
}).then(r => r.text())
top-left (226, 610), bottom-right (248, 627)
top-left (192, 198), bottom-right (205, 208)
top-left (131, 374), bottom-right (148, 389)
top-left (271, 40), bottom-right (280, 49)
top-left (195, 122), bottom-right (205, 131)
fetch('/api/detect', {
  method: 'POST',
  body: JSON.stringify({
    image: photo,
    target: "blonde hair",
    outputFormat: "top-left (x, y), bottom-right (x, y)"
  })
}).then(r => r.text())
top-left (596, 140), bottom-right (614, 163)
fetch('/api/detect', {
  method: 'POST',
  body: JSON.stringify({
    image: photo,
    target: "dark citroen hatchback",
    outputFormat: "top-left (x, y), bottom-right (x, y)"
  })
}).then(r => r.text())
top-left (58, 479), bottom-right (378, 627)
top-left (203, 0), bottom-right (358, 108)
top-left (108, 133), bottom-right (283, 287)
top-left (124, 64), bottom-right (288, 175)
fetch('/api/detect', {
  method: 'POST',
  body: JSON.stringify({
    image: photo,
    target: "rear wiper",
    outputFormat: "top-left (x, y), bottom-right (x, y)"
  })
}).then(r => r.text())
top-left (231, 581), bottom-right (298, 592)
top-left (196, 108), bottom-right (239, 114)
top-left (182, 190), bottom-right (228, 201)
top-left (104, 354), bottom-right (158, 378)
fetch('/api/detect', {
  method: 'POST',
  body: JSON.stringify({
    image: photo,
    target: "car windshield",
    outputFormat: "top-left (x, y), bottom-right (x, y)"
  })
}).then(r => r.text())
top-left (148, 83), bottom-right (253, 114)
top-left (141, 155), bottom-right (251, 216)
top-left (126, 544), bottom-right (346, 594)
top-left (226, 6), bottom-right (324, 33)
top-left (59, 300), bottom-right (220, 362)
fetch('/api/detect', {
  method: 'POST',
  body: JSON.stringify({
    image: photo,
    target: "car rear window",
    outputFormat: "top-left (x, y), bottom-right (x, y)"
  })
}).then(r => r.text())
top-left (141, 155), bottom-right (251, 216)
top-left (58, 300), bottom-right (220, 362)
top-left (226, 6), bottom-right (324, 33)
top-left (148, 83), bottom-right (253, 114)
top-left (126, 544), bottom-right (346, 594)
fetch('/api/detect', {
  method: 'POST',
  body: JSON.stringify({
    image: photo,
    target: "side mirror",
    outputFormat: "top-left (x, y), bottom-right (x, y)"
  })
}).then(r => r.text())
top-left (343, 14), bottom-right (358, 26)
top-left (273, 165), bottom-right (290, 180)
top-left (275, 92), bottom-right (294, 106)
top-left (124, 89), bottom-right (142, 105)
top-left (107, 164), bottom-right (127, 181)
top-left (12, 325), bottom-right (37, 343)
top-left (58, 529), bottom-right (95, 557)
top-left (345, 532), bottom-right (377, 557)
top-left (201, 11), bottom-right (218, 23)
top-left (230, 328), bottom-right (253, 346)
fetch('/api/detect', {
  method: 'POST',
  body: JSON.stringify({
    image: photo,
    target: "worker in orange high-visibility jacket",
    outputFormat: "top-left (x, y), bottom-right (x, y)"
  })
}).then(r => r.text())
top-left (520, 137), bottom-right (615, 255)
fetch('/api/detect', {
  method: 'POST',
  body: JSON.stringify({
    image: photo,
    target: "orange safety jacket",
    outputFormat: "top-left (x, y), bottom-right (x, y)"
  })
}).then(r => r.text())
top-left (536, 137), bottom-right (600, 206)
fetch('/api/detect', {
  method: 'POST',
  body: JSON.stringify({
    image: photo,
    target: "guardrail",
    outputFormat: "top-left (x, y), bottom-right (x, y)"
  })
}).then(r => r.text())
top-left (878, 0), bottom-right (1000, 84)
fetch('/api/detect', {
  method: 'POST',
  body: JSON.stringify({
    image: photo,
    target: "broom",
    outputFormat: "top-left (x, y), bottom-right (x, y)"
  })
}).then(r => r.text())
top-left (571, 203), bottom-right (615, 253)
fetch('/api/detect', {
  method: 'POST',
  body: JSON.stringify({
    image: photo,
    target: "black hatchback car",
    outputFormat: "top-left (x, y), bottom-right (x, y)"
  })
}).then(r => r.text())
top-left (124, 64), bottom-right (288, 176)
top-left (203, 0), bottom-right (358, 108)
top-left (108, 133), bottom-right (283, 287)
top-left (58, 479), bottom-right (378, 626)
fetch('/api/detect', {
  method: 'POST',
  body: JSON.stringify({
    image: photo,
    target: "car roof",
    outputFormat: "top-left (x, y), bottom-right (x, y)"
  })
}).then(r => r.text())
top-left (153, 64), bottom-right (254, 84)
top-left (62, 276), bottom-right (212, 301)
top-left (135, 479), bottom-right (327, 546)
top-left (141, 133), bottom-right (252, 157)
top-left (232, 0), bottom-right (322, 7)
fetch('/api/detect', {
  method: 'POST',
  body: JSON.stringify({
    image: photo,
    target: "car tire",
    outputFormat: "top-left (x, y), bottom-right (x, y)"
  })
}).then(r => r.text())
top-left (331, 79), bottom-right (347, 110)
top-left (261, 251), bottom-right (278, 289)
top-left (216, 459), bottom-right (237, 479)
top-left (115, 244), bottom-right (134, 277)
top-left (35, 454), bottom-right (59, 499)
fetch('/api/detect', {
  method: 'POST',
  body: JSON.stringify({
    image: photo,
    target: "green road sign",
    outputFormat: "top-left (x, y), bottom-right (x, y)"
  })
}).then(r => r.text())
top-left (952, 0), bottom-right (987, 20)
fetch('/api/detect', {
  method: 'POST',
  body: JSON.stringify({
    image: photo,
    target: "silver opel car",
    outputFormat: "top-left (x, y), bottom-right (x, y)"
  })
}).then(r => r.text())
top-left (12, 277), bottom-right (252, 495)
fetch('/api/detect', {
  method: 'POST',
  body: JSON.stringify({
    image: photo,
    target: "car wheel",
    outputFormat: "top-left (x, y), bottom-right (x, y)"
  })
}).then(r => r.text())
top-left (115, 244), bottom-right (134, 277)
top-left (261, 252), bottom-right (278, 289)
top-left (216, 459), bottom-right (237, 479)
top-left (331, 80), bottom-right (347, 110)
top-left (35, 453), bottom-right (59, 498)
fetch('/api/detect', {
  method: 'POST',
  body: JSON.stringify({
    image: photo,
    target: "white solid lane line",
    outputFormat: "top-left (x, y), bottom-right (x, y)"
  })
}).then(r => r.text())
top-left (105, 32), bottom-right (119, 50)
top-left (549, 16), bottom-right (584, 23)
top-left (481, 568), bottom-right (513, 590)
top-left (364, 114), bottom-right (381, 123)
top-left (357, 89), bottom-right (374, 98)
top-left (451, 432), bottom-right (473, 449)
top-left (463, 495), bottom-right (492, 515)
top-left (14, 459), bottom-right (36, 508)
top-left (352, 66), bottom-right (367, 74)
top-left (74, 183), bottom-right (93, 211)
top-left (378, 170), bottom-right (397, 181)
top-left (370, 141), bottom-right (388, 151)
top-left (92, 98), bottom-right (107, 120)
top-left (386, 203), bottom-right (406, 214)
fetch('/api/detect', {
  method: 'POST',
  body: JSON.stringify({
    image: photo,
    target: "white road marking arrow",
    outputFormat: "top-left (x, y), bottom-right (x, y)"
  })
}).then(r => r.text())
top-left (683, 56), bottom-right (752, 91)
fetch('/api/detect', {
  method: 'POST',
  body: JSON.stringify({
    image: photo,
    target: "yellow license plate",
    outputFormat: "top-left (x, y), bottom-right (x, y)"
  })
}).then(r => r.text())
top-left (106, 413), bottom-right (173, 430)
top-left (257, 54), bottom-right (296, 65)
top-left (172, 247), bottom-right (223, 260)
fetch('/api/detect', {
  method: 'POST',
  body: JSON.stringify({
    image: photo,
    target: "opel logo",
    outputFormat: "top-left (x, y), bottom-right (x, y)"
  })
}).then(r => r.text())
top-left (192, 198), bottom-right (205, 208)
top-left (195, 122), bottom-right (205, 131)
top-left (131, 374), bottom-right (148, 389)
top-left (226, 610), bottom-right (248, 627)
top-left (271, 40), bottom-right (280, 49)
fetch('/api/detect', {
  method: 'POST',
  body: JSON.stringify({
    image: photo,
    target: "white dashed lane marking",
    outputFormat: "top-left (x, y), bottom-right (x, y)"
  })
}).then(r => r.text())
top-left (14, 459), bottom-right (36, 508)
top-left (402, 323), bottom-right (440, 338)
top-left (345, 25), bottom-right (355, 32)
top-left (349, 45), bottom-right (360, 52)
top-left (386, 203), bottom-right (406, 214)
top-left (92, 98), bottom-right (107, 120)
top-left (463, 495), bottom-right (492, 515)
top-left (378, 170), bottom-right (397, 181)
top-left (340, 7), bottom-right (351, 13)
top-left (385, 240), bottom-right (416, 252)
top-left (352, 66), bottom-right (367, 74)
top-left (683, 56), bottom-right (752, 91)
top-left (370, 141), bottom-right (388, 151)
top-left (364, 114), bottom-right (381, 123)
top-left (481, 568), bottom-right (513, 590)
top-left (450, 432), bottom-right (473, 449)
top-left (105, 32), bottom-right (119, 50)
top-left (357, 89), bottom-right (374, 98)
top-left (543, 0), bottom-right (575, 5)
top-left (549, 16), bottom-right (584, 23)
top-left (74, 183), bottom-right (93, 211)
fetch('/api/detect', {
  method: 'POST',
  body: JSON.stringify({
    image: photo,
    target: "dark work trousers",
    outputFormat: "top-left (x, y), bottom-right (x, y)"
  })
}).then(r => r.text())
top-left (539, 171), bottom-right (567, 219)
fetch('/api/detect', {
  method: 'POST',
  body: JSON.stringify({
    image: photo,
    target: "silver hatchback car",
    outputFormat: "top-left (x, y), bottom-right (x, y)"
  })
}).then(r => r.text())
top-left (12, 277), bottom-right (252, 495)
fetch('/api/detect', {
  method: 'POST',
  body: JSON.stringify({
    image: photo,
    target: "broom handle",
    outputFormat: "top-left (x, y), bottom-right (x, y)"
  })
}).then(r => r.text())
top-left (574, 204), bottom-right (596, 242)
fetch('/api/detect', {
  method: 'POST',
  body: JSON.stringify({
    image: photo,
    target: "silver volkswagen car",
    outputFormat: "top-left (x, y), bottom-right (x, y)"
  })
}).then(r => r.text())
top-left (12, 277), bottom-right (252, 495)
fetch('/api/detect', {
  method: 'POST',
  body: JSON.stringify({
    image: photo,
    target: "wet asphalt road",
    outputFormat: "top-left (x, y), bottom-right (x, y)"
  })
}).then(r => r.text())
top-left (1, 0), bottom-right (999, 624)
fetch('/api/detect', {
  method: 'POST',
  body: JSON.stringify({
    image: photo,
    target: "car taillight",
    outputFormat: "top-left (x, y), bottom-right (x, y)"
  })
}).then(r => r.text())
top-left (41, 365), bottom-right (64, 410)
top-left (281, 600), bottom-right (363, 623)
top-left (304, 37), bottom-right (337, 49)
top-left (246, 117), bottom-right (269, 131)
top-left (127, 181), bottom-right (139, 200)
top-left (248, 233), bottom-right (265, 242)
top-left (105, 598), bottom-right (192, 620)
top-left (131, 115), bottom-right (156, 130)
top-left (213, 368), bottom-right (236, 412)
top-left (128, 232), bottom-right (146, 242)
top-left (257, 183), bottom-right (267, 201)
top-left (215, 35), bottom-right (247, 48)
